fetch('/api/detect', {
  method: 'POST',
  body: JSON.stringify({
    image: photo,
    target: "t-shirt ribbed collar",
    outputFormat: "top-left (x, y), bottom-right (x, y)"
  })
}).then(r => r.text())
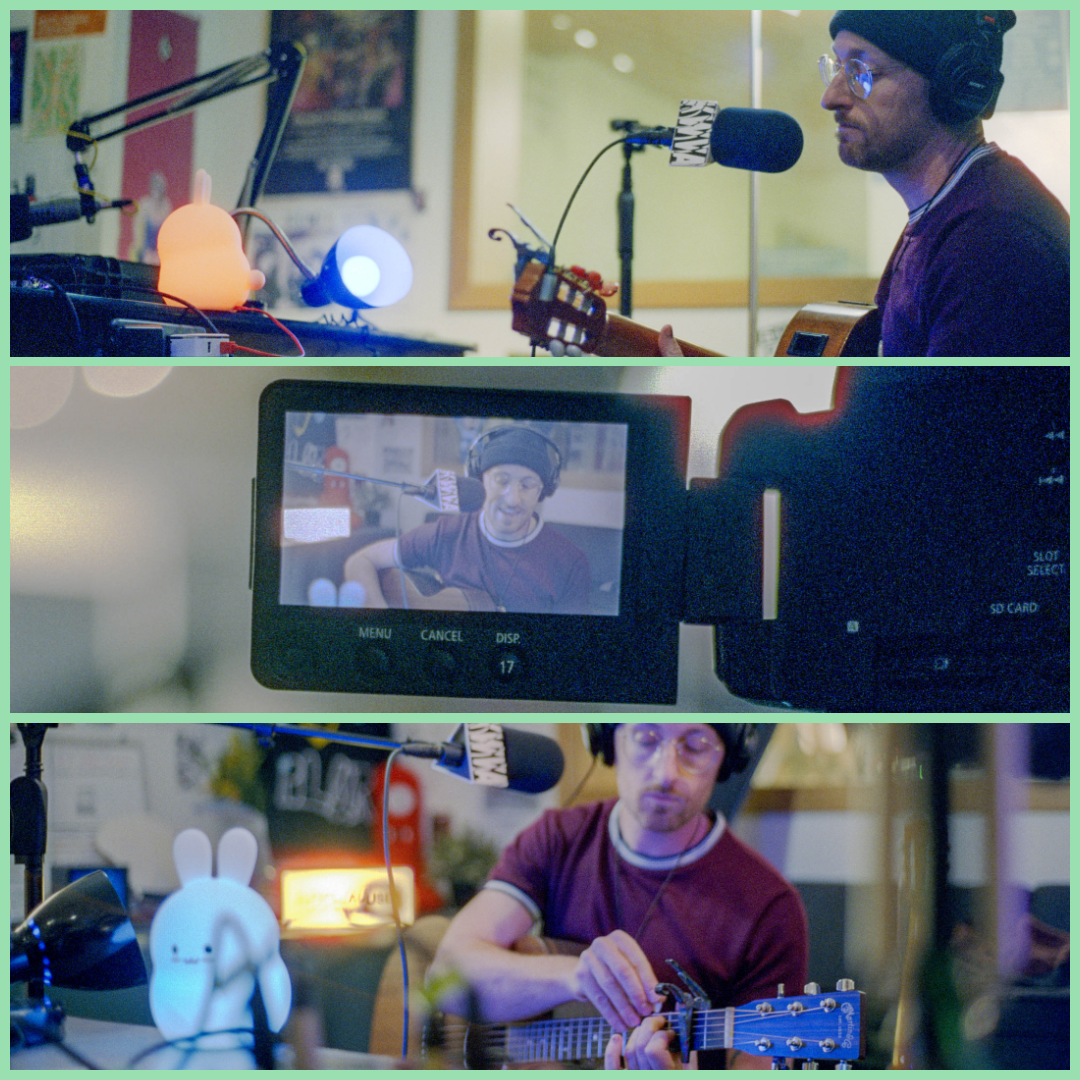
top-left (477, 509), bottom-right (544, 548)
top-left (609, 799), bottom-right (726, 872)
top-left (908, 142), bottom-right (999, 227)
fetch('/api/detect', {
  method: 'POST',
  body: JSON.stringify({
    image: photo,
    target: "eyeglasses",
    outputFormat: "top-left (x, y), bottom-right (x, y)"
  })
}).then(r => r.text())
top-left (819, 55), bottom-right (877, 100)
top-left (488, 471), bottom-right (543, 493)
top-left (620, 725), bottom-right (722, 775)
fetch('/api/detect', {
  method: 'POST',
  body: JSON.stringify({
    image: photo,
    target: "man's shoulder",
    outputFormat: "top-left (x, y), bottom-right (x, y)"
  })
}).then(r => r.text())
top-left (713, 827), bottom-right (801, 900)
top-left (496, 800), bottom-right (613, 865)
top-left (944, 148), bottom-right (1069, 240)
top-left (536, 522), bottom-right (588, 560)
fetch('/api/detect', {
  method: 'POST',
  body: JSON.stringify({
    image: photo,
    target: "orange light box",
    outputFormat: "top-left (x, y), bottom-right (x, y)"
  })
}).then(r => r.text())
top-left (280, 867), bottom-right (415, 935)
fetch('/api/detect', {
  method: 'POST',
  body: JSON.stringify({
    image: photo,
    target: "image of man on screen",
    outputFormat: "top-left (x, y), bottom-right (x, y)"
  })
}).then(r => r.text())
top-left (343, 426), bottom-right (592, 614)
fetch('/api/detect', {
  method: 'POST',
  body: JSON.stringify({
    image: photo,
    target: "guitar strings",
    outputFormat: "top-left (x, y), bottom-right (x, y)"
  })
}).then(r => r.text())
top-left (445, 999), bottom-right (845, 1065)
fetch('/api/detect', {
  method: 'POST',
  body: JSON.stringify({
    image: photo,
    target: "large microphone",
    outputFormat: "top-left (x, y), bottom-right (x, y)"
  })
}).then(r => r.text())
top-left (625, 103), bottom-right (803, 174)
top-left (429, 724), bottom-right (565, 794)
top-left (403, 470), bottom-right (486, 514)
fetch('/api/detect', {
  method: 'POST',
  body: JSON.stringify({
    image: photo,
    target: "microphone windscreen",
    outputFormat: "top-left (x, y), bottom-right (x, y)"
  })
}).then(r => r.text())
top-left (503, 728), bottom-right (565, 793)
top-left (710, 108), bottom-right (804, 173)
top-left (457, 476), bottom-right (486, 513)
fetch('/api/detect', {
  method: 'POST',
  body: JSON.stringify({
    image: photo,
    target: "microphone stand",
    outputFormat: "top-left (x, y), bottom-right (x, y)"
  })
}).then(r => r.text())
top-left (610, 121), bottom-right (648, 318)
top-left (11, 723), bottom-right (60, 1033)
top-left (11, 724), bottom-right (58, 921)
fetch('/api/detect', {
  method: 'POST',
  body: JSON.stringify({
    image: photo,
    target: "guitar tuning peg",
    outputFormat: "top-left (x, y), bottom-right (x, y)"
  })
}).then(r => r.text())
top-left (836, 979), bottom-right (855, 992)
top-left (565, 345), bottom-right (583, 357)
top-left (547, 341), bottom-right (566, 357)
top-left (803, 983), bottom-right (820, 996)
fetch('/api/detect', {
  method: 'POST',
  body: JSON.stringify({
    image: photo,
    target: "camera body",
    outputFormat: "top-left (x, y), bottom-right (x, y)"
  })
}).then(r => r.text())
top-left (251, 367), bottom-right (1068, 711)
top-left (685, 366), bottom-right (1068, 711)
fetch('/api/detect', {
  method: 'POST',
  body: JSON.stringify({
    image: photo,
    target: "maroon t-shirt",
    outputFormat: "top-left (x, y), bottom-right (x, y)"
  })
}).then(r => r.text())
top-left (486, 799), bottom-right (809, 1021)
top-left (397, 511), bottom-right (591, 614)
top-left (875, 145), bottom-right (1069, 356)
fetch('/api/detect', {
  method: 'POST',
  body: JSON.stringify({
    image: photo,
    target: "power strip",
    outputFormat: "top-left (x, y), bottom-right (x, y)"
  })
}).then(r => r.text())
top-left (108, 320), bottom-right (230, 356)
top-left (170, 334), bottom-right (229, 356)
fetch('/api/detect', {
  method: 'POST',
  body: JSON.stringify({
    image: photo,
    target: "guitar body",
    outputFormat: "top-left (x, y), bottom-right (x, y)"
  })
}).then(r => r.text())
top-left (774, 302), bottom-right (880, 357)
top-left (379, 568), bottom-right (496, 612)
top-left (510, 258), bottom-right (880, 358)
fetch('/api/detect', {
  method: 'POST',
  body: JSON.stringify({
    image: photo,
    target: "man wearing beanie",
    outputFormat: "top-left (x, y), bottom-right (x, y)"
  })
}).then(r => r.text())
top-left (344, 425), bottom-right (591, 614)
top-left (660, 11), bottom-right (1068, 357)
top-left (820, 10), bottom-right (1068, 355)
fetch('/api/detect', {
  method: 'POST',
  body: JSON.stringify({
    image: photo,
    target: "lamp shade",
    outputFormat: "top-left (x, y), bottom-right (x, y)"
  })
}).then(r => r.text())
top-left (300, 225), bottom-right (413, 308)
top-left (10, 871), bottom-right (147, 991)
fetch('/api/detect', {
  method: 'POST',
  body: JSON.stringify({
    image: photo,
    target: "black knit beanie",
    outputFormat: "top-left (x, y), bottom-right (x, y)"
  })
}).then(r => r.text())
top-left (477, 428), bottom-right (557, 494)
top-left (828, 10), bottom-right (1014, 79)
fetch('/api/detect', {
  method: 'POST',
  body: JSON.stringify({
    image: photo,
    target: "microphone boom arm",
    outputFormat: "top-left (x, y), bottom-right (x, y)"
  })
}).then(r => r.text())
top-left (65, 41), bottom-right (305, 225)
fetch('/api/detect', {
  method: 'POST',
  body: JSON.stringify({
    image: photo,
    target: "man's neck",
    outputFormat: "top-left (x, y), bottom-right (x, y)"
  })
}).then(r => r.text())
top-left (884, 128), bottom-right (984, 212)
top-left (617, 803), bottom-right (709, 859)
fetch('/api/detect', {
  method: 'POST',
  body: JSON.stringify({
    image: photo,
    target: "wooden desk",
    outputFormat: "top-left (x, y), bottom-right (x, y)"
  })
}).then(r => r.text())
top-left (11, 1015), bottom-right (399, 1070)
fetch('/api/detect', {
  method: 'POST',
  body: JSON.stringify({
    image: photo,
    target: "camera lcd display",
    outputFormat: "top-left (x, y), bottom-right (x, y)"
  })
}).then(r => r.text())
top-left (280, 410), bottom-right (628, 617)
top-left (252, 380), bottom-right (689, 704)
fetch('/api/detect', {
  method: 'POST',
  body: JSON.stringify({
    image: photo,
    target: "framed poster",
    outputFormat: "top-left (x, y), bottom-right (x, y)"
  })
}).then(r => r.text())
top-left (265, 10), bottom-right (414, 195)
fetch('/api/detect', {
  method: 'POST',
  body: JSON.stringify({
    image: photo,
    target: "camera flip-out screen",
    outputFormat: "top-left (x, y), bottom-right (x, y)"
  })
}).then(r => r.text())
top-left (252, 380), bottom-right (690, 703)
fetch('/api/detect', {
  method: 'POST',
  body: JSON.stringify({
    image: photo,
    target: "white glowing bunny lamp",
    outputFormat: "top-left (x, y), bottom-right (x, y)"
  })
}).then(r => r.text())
top-left (149, 827), bottom-right (291, 1048)
top-left (156, 169), bottom-right (265, 310)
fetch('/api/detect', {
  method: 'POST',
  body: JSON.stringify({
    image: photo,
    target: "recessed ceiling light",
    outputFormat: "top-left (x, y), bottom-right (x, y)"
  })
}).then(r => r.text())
top-left (574, 28), bottom-right (597, 49)
top-left (613, 53), bottom-right (634, 73)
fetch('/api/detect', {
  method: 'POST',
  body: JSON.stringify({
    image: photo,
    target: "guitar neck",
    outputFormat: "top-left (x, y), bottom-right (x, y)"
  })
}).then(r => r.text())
top-left (598, 313), bottom-right (722, 357)
top-left (439, 1008), bottom-right (725, 1065)
top-left (435, 988), bottom-right (865, 1067)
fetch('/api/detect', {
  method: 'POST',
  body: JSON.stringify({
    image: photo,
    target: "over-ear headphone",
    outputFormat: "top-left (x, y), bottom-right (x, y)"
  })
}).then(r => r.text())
top-left (930, 11), bottom-right (1012, 125)
top-left (583, 723), bottom-right (756, 784)
top-left (466, 426), bottom-right (563, 501)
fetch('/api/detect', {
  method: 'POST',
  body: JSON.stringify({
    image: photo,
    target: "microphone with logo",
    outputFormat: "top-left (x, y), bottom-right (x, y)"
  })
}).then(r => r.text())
top-left (423, 724), bottom-right (565, 794)
top-left (403, 471), bottom-right (486, 515)
top-left (287, 461), bottom-right (485, 515)
top-left (625, 102), bottom-right (804, 173)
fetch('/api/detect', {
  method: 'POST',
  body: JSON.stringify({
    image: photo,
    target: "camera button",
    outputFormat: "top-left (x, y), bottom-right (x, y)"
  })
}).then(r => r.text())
top-left (356, 645), bottom-right (391, 677)
top-left (426, 649), bottom-right (458, 683)
top-left (492, 648), bottom-right (525, 682)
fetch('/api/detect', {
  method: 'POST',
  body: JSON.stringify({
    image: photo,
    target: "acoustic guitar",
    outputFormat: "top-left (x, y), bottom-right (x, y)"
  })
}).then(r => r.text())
top-left (379, 567), bottom-right (496, 612)
top-left (510, 258), bottom-right (880, 358)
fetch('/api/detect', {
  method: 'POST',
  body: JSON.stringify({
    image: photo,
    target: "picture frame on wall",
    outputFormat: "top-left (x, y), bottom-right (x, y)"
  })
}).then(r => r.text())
top-left (264, 10), bottom-right (415, 195)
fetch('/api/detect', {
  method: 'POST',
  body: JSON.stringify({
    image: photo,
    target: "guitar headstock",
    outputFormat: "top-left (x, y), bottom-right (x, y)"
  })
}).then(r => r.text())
top-left (510, 259), bottom-right (615, 356)
top-left (728, 984), bottom-right (866, 1065)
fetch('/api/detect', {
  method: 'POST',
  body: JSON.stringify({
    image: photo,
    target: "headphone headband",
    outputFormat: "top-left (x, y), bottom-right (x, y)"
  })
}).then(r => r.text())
top-left (466, 425), bottom-right (563, 500)
top-left (584, 723), bottom-right (756, 783)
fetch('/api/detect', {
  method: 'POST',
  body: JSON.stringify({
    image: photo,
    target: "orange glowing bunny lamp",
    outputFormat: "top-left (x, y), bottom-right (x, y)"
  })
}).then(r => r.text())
top-left (157, 169), bottom-right (265, 310)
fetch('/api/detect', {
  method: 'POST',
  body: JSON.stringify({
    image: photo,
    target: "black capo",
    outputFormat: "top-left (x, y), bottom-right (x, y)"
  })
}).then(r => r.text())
top-left (656, 961), bottom-right (712, 1065)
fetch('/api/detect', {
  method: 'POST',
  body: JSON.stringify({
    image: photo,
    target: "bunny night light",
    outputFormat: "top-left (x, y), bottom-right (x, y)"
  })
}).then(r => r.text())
top-left (149, 827), bottom-right (291, 1049)
top-left (156, 169), bottom-right (265, 311)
